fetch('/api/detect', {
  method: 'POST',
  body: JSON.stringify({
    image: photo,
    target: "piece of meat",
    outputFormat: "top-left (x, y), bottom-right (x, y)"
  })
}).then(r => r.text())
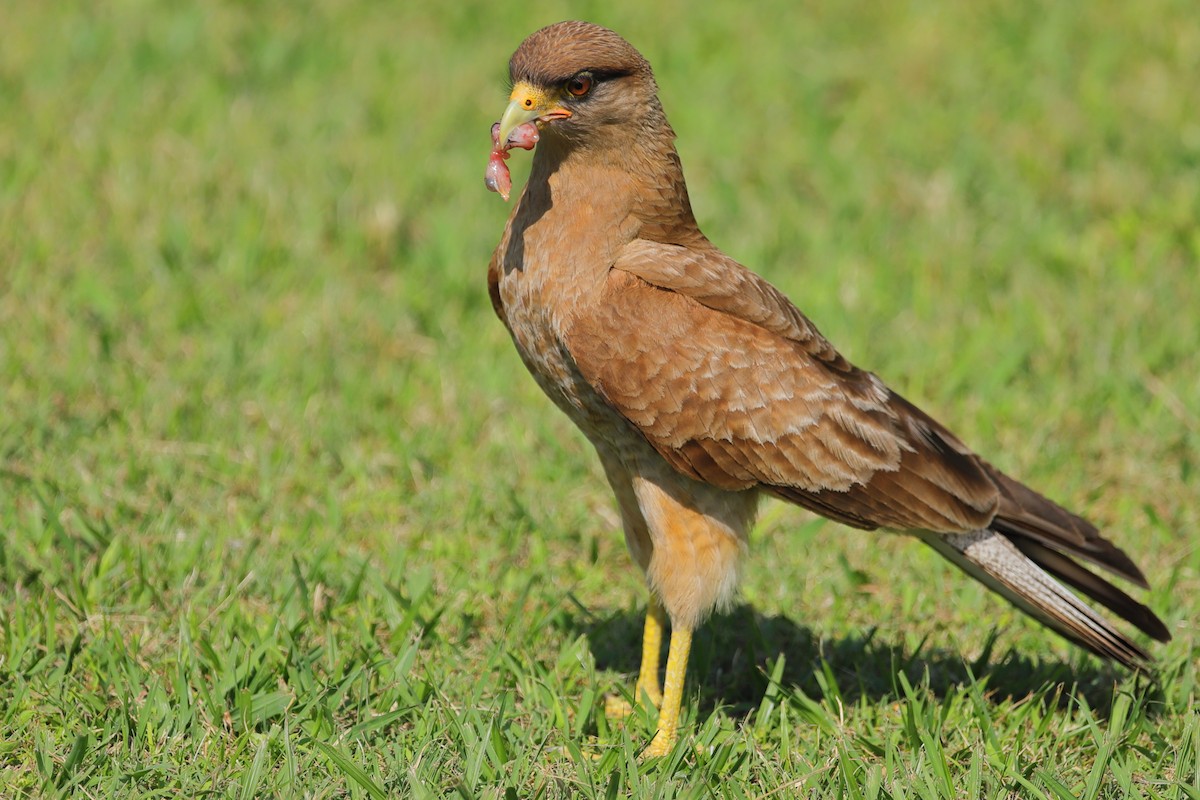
top-left (505, 121), bottom-right (540, 151)
top-left (485, 150), bottom-right (512, 202)
top-left (484, 121), bottom-right (539, 202)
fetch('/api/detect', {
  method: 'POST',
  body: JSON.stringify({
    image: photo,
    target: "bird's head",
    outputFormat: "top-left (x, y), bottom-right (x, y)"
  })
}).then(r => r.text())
top-left (496, 21), bottom-right (666, 152)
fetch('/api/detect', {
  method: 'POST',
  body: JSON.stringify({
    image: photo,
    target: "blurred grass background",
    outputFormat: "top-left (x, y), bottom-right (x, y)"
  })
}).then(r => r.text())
top-left (1, 0), bottom-right (1197, 796)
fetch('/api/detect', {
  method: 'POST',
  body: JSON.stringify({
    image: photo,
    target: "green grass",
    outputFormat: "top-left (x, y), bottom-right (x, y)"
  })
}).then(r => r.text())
top-left (2, 0), bottom-right (1198, 796)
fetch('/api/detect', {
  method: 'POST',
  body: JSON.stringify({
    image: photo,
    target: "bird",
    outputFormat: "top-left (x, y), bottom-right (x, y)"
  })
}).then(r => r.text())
top-left (484, 20), bottom-right (1170, 757)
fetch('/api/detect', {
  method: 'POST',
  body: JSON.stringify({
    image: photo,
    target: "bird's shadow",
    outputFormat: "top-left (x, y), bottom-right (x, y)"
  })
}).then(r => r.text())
top-left (568, 602), bottom-right (1160, 720)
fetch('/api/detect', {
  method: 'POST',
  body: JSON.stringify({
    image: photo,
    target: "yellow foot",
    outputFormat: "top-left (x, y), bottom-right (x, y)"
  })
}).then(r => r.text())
top-left (603, 680), bottom-right (662, 721)
top-left (643, 730), bottom-right (676, 758)
top-left (637, 680), bottom-right (663, 709)
top-left (603, 604), bottom-right (690, 760)
top-left (604, 693), bottom-right (635, 721)
top-left (642, 626), bottom-right (692, 759)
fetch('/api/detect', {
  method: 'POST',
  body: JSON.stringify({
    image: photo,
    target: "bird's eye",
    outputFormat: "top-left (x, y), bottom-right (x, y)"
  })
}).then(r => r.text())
top-left (566, 72), bottom-right (594, 98)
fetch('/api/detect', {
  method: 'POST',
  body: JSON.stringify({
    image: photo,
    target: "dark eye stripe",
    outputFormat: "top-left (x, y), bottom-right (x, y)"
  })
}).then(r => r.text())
top-left (524, 67), bottom-right (632, 88)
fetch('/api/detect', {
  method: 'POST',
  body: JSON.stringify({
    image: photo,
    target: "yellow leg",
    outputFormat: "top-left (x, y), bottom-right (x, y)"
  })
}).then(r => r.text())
top-left (635, 601), bottom-right (666, 707)
top-left (644, 625), bottom-right (692, 758)
top-left (605, 601), bottom-right (666, 721)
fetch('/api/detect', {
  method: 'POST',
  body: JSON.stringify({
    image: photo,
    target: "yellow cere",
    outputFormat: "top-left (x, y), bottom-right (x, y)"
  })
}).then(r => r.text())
top-left (508, 81), bottom-right (560, 113)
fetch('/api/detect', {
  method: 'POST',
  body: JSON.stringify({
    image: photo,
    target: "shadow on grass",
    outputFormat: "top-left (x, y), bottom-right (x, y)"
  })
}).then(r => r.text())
top-left (570, 602), bottom-right (1161, 720)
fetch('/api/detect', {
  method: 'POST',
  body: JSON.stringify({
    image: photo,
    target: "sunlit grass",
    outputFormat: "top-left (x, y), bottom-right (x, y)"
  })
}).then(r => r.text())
top-left (1, 1), bottom-right (1197, 796)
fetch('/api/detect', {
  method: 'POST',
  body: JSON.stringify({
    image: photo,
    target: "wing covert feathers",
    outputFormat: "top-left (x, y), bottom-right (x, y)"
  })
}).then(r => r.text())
top-left (568, 262), bottom-right (1001, 533)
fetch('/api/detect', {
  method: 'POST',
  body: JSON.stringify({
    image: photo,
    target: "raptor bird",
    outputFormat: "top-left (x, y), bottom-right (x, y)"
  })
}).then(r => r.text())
top-left (484, 21), bottom-right (1169, 757)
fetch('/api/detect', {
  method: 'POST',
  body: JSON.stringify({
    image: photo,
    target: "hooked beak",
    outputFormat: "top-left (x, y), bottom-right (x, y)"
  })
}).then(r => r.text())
top-left (497, 80), bottom-right (572, 146)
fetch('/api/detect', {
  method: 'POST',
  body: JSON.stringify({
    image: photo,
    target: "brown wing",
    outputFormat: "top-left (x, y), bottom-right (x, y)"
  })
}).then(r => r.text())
top-left (563, 262), bottom-right (999, 533)
top-left (576, 241), bottom-right (1162, 614)
top-left (613, 239), bottom-right (852, 369)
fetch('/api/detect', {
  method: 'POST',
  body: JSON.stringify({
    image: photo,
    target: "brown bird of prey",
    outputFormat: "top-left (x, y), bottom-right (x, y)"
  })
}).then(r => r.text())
top-left (485, 21), bottom-right (1169, 756)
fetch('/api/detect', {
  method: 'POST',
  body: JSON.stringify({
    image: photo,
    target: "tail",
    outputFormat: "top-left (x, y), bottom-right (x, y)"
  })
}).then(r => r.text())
top-left (918, 528), bottom-right (1170, 669)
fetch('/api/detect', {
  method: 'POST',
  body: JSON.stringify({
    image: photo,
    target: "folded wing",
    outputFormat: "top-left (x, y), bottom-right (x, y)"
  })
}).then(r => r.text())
top-left (559, 240), bottom-right (1168, 663)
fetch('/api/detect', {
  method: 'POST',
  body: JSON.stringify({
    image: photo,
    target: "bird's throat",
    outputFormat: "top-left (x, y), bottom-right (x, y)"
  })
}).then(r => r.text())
top-left (525, 131), bottom-right (701, 247)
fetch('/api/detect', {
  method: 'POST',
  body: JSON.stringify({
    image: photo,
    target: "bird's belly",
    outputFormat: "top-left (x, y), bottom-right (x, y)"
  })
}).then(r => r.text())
top-left (500, 280), bottom-right (630, 447)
